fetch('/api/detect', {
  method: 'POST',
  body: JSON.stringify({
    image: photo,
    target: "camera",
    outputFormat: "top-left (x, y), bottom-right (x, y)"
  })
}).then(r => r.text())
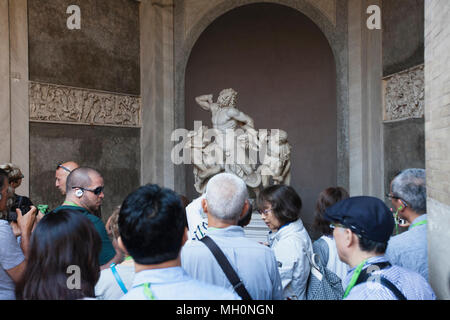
top-left (5, 195), bottom-right (32, 223)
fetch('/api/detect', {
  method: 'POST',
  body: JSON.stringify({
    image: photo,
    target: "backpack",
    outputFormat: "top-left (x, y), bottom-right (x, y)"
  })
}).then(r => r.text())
top-left (305, 249), bottom-right (344, 300)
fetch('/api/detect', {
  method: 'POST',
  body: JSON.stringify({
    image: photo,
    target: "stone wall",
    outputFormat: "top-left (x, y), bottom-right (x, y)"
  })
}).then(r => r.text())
top-left (28, 0), bottom-right (140, 95)
top-left (424, 0), bottom-right (450, 300)
top-left (29, 122), bottom-right (141, 222)
top-left (383, 118), bottom-right (425, 197)
top-left (27, 0), bottom-right (141, 221)
top-left (382, 0), bottom-right (425, 206)
top-left (0, 0), bottom-right (10, 164)
top-left (0, 0), bottom-right (30, 195)
top-left (382, 0), bottom-right (424, 77)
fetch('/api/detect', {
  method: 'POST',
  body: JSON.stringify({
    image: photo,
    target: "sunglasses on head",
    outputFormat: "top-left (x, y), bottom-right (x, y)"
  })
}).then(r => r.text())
top-left (57, 163), bottom-right (72, 173)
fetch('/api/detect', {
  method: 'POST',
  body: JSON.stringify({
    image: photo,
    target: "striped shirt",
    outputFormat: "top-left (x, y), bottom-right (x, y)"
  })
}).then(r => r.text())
top-left (343, 256), bottom-right (436, 300)
top-left (386, 214), bottom-right (428, 281)
top-left (181, 226), bottom-right (283, 300)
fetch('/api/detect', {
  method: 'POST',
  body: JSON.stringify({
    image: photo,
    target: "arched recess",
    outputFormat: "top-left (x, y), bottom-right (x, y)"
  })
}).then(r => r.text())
top-left (178, 1), bottom-right (346, 236)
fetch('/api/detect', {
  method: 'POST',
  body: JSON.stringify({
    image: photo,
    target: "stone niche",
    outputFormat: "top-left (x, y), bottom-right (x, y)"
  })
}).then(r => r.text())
top-left (382, 64), bottom-right (425, 207)
top-left (183, 2), bottom-right (339, 238)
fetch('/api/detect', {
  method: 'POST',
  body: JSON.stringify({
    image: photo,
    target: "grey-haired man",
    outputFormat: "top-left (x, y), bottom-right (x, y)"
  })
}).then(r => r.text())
top-left (181, 173), bottom-right (283, 300)
top-left (386, 168), bottom-right (429, 281)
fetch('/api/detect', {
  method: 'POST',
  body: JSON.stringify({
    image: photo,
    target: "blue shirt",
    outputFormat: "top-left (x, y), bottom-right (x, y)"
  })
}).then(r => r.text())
top-left (385, 214), bottom-right (428, 281)
top-left (181, 226), bottom-right (283, 300)
top-left (121, 266), bottom-right (240, 300)
top-left (343, 256), bottom-right (435, 300)
top-left (0, 221), bottom-right (25, 300)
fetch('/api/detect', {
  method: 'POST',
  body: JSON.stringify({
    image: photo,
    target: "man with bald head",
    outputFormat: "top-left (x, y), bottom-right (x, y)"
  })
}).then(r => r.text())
top-left (55, 161), bottom-right (79, 196)
top-left (52, 167), bottom-right (121, 269)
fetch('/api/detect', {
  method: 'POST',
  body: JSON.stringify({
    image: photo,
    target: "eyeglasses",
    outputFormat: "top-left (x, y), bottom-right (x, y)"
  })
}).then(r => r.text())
top-left (57, 163), bottom-right (72, 173)
top-left (258, 208), bottom-right (272, 215)
top-left (329, 222), bottom-right (364, 239)
top-left (73, 186), bottom-right (104, 195)
top-left (385, 193), bottom-right (399, 200)
top-left (329, 222), bottom-right (347, 230)
top-left (386, 193), bottom-right (409, 207)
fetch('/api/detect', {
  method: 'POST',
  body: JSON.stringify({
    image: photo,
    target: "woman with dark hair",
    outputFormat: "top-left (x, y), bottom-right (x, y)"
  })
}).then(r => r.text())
top-left (312, 187), bottom-right (350, 281)
top-left (15, 210), bottom-right (101, 300)
top-left (256, 184), bottom-right (313, 300)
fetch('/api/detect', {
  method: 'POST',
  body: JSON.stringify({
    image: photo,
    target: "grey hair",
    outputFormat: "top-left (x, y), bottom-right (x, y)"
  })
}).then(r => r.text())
top-left (205, 173), bottom-right (248, 221)
top-left (391, 168), bottom-right (426, 214)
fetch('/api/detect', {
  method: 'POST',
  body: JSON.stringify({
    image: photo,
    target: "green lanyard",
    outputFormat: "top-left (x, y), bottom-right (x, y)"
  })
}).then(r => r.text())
top-left (134, 283), bottom-right (156, 300)
top-left (124, 256), bottom-right (133, 262)
top-left (393, 208), bottom-right (401, 235)
top-left (343, 259), bottom-right (367, 299)
top-left (411, 219), bottom-right (427, 229)
top-left (142, 283), bottom-right (156, 300)
top-left (63, 201), bottom-right (80, 207)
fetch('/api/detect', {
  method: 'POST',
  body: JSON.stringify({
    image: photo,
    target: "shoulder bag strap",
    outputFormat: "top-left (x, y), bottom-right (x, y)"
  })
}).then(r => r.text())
top-left (200, 236), bottom-right (252, 300)
top-left (110, 263), bottom-right (128, 294)
top-left (355, 262), bottom-right (407, 300)
top-left (377, 277), bottom-right (407, 300)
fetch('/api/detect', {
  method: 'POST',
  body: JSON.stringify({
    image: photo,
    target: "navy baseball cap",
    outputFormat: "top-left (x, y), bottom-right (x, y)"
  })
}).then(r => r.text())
top-left (324, 196), bottom-right (394, 243)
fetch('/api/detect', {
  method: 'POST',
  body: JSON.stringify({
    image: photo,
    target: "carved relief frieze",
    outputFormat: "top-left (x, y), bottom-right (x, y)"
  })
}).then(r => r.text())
top-left (29, 82), bottom-right (141, 127)
top-left (383, 65), bottom-right (424, 121)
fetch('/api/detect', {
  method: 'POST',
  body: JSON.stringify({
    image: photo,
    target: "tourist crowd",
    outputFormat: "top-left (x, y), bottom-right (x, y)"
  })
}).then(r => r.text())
top-left (0, 162), bottom-right (435, 300)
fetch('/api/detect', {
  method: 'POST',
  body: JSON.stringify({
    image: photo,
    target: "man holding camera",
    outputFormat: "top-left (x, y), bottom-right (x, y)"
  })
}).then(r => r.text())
top-left (0, 169), bottom-right (37, 300)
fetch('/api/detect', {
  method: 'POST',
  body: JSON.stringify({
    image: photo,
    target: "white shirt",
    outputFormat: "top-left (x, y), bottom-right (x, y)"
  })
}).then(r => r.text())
top-left (95, 263), bottom-right (135, 300)
top-left (185, 195), bottom-right (208, 240)
top-left (121, 266), bottom-right (240, 300)
top-left (267, 219), bottom-right (313, 300)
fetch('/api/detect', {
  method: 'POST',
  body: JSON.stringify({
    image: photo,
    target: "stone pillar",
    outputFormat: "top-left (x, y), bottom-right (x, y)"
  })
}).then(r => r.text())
top-left (424, 0), bottom-right (450, 300)
top-left (9, 0), bottom-right (29, 195)
top-left (347, 0), bottom-right (384, 198)
top-left (0, 0), bottom-right (10, 164)
top-left (140, 0), bottom-right (176, 189)
top-left (0, 0), bottom-right (29, 195)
